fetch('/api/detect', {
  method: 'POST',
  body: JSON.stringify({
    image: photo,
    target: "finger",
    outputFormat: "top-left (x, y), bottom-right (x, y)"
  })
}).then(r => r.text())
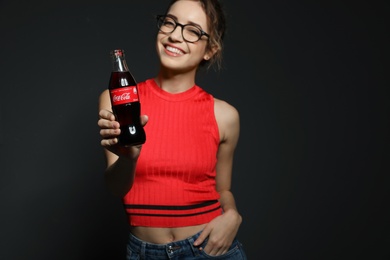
top-left (101, 137), bottom-right (118, 147)
top-left (100, 128), bottom-right (120, 138)
top-left (205, 244), bottom-right (225, 256)
top-left (99, 109), bottom-right (115, 121)
top-left (98, 118), bottom-right (120, 129)
top-left (214, 247), bottom-right (228, 256)
top-left (193, 228), bottom-right (210, 246)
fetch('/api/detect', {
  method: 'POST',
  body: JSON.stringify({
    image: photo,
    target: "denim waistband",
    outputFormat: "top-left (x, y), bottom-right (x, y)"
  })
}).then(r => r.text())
top-left (128, 230), bottom-right (203, 258)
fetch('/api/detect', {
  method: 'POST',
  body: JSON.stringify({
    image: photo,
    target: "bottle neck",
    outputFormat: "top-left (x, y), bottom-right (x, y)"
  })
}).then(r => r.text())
top-left (113, 56), bottom-right (129, 72)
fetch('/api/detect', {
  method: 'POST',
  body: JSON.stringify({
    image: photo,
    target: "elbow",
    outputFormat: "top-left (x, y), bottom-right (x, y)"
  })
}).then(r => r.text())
top-left (104, 171), bottom-right (133, 197)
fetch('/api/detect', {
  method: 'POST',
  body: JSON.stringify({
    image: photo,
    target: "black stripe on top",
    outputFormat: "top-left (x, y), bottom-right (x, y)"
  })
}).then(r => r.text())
top-left (128, 205), bottom-right (221, 217)
top-left (124, 200), bottom-right (219, 211)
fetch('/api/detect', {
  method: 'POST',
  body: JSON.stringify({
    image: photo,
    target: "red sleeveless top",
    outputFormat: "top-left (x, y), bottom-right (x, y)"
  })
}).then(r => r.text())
top-left (122, 79), bottom-right (222, 227)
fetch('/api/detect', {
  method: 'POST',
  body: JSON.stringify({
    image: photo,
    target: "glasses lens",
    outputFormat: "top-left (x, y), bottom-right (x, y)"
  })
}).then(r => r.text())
top-left (157, 16), bottom-right (176, 33)
top-left (156, 15), bottom-right (204, 43)
top-left (182, 25), bottom-right (202, 43)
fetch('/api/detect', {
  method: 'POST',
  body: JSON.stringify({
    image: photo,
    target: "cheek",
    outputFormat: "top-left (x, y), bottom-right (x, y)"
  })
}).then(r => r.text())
top-left (155, 36), bottom-right (165, 55)
top-left (191, 45), bottom-right (208, 60)
top-left (155, 40), bottom-right (160, 53)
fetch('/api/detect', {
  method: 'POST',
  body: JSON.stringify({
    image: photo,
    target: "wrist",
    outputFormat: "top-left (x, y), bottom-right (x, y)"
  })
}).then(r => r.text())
top-left (223, 208), bottom-right (242, 223)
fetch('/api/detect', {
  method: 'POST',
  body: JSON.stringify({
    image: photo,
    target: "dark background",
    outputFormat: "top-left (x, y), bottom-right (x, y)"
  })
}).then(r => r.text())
top-left (0, 1), bottom-right (388, 259)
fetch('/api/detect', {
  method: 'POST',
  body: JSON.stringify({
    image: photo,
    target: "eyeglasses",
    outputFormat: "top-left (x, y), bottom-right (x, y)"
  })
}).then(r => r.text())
top-left (156, 15), bottom-right (210, 43)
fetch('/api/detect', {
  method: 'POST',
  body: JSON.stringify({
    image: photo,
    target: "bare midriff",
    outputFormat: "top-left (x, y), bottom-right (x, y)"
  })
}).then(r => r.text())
top-left (129, 223), bottom-right (207, 244)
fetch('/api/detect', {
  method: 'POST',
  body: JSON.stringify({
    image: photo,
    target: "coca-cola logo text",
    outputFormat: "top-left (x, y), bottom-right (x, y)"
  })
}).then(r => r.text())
top-left (110, 86), bottom-right (139, 105)
top-left (113, 93), bottom-right (131, 102)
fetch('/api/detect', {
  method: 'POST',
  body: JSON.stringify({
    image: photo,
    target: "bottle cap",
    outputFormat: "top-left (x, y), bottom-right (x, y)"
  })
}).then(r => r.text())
top-left (111, 49), bottom-right (124, 57)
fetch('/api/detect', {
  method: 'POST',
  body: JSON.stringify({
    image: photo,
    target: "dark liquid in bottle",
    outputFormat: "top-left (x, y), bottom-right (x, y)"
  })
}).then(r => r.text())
top-left (109, 71), bottom-right (146, 146)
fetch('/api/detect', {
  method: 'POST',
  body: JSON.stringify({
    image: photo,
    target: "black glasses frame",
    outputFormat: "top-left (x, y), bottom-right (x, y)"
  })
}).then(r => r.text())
top-left (156, 15), bottom-right (210, 43)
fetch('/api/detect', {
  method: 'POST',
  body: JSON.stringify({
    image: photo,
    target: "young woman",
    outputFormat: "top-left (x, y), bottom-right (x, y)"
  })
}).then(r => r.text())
top-left (98, 0), bottom-right (247, 259)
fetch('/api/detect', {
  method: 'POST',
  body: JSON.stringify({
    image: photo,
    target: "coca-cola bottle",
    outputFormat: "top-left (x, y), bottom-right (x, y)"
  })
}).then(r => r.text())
top-left (108, 49), bottom-right (146, 146)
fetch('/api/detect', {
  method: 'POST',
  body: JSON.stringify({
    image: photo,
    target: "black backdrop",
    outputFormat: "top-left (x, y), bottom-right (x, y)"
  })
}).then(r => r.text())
top-left (0, 1), bottom-right (388, 259)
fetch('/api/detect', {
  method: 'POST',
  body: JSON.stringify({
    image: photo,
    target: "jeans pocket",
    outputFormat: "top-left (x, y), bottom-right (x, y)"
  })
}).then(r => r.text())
top-left (198, 239), bottom-right (246, 259)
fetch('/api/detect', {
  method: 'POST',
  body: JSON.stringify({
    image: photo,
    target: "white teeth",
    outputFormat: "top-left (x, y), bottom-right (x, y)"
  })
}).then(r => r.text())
top-left (166, 46), bottom-right (183, 55)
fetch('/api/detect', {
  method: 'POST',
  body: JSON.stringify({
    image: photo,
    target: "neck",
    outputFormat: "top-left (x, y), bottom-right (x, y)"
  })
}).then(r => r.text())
top-left (155, 70), bottom-right (197, 94)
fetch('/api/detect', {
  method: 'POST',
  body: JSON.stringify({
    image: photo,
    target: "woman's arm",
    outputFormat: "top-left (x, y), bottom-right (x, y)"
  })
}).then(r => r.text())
top-left (97, 89), bottom-right (148, 197)
top-left (194, 98), bottom-right (242, 256)
top-left (214, 98), bottom-right (241, 215)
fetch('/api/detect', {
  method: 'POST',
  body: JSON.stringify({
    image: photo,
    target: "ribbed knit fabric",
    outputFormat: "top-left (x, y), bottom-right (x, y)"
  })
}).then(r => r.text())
top-left (122, 79), bottom-right (222, 227)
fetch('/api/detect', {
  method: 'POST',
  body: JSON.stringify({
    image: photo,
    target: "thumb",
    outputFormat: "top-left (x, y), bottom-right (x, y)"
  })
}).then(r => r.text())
top-left (141, 114), bottom-right (149, 126)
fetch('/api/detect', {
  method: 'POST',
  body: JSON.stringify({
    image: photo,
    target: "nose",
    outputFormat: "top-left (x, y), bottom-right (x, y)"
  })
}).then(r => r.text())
top-left (169, 25), bottom-right (184, 42)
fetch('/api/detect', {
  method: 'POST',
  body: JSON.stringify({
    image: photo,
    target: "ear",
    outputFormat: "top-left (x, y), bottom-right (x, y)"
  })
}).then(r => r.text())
top-left (203, 44), bottom-right (218, 61)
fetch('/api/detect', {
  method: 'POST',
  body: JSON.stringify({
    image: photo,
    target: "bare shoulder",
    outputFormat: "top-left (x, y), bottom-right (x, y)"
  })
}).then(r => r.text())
top-left (214, 98), bottom-right (240, 143)
top-left (214, 98), bottom-right (240, 125)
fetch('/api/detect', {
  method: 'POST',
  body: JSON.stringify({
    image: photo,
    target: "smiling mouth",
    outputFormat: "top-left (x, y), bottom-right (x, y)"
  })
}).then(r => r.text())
top-left (166, 45), bottom-right (184, 55)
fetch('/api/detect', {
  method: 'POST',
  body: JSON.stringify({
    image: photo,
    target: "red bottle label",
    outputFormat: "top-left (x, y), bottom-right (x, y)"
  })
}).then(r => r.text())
top-left (110, 86), bottom-right (139, 105)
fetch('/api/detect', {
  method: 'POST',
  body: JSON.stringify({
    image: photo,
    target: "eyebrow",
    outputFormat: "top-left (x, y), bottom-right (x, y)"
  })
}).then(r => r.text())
top-left (166, 14), bottom-right (204, 29)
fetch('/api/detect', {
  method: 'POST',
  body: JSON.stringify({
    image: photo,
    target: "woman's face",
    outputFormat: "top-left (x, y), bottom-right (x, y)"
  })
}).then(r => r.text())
top-left (156, 0), bottom-right (211, 74)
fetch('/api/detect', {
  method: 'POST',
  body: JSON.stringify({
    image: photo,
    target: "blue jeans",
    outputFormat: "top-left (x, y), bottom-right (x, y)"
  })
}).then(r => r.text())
top-left (126, 230), bottom-right (247, 259)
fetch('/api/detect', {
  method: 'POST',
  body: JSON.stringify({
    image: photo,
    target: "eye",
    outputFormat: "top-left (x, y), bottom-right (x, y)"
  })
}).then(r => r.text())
top-left (162, 17), bottom-right (176, 28)
top-left (185, 25), bottom-right (201, 37)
